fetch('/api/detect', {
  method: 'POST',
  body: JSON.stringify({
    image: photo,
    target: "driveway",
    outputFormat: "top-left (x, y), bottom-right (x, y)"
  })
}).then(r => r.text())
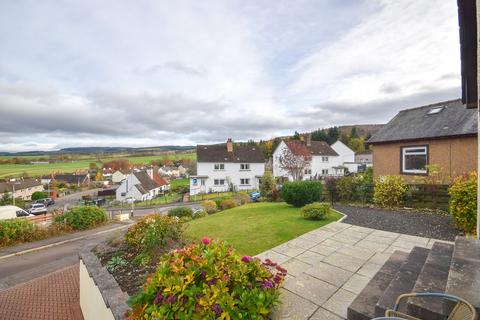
top-left (49, 188), bottom-right (103, 211)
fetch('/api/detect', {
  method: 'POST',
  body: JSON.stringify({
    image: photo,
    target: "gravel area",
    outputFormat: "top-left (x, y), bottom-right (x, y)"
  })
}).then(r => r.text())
top-left (333, 204), bottom-right (461, 241)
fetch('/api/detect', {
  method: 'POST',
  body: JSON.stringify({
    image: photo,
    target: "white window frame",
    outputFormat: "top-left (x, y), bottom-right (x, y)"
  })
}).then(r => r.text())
top-left (240, 178), bottom-right (250, 185)
top-left (304, 168), bottom-right (312, 175)
top-left (240, 163), bottom-right (250, 171)
top-left (214, 179), bottom-right (225, 185)
top-left (214, 163), bottom-right (225, 170)
top-left (322, 156), bottom-right (329, 162)
top-left (401, 146), bottom-right (428, 174)
top-left (322, 169), bottom-right (329, 175)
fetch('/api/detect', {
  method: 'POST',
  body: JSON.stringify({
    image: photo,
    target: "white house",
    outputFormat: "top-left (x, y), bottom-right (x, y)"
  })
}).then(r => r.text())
top-left (0, 179), bottom-right (44, 200)
top-left (111, 170), bottom-right (127, 184)
top-left (273, 137), bottom-right (359, 180)
top-left (115, 171), bottom-right (162, 202)
top-left (189, 139), bottom-right (265, 195)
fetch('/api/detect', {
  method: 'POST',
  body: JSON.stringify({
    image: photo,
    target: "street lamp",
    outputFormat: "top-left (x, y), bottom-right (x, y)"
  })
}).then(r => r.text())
top-left (11, 181), bottom-right (21, 207)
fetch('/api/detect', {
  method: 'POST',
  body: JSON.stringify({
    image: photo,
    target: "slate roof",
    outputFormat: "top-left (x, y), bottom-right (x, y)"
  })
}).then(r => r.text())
top-left (133, 171), bottom-right (160, 191)
top-left (303, 141), bottom-right (338, 156)
top-left (197, 143), bottom-right (265, 163)
top-left (0, 179), bottom-right (43, 193)
top-left (54, 174), bottom-right (89, 185)
top-left (367, 99), bottom-right (477, 144)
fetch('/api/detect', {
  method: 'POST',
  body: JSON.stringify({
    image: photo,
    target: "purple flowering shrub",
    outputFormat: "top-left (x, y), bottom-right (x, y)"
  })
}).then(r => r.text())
top-left (127, 237), bottom-right (287, 319)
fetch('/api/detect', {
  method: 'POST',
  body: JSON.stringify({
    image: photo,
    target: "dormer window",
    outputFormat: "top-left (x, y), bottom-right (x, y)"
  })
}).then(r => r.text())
top-left (240, 163), bottom-right (250, 171)
top-left (214, 163), bottom-right (225, 170)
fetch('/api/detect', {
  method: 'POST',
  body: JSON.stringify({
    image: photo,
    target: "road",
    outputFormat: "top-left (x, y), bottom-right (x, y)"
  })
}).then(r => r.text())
top-left (0, 224), bottom-right (128, 291)
top-left (48, 188), bottom-right (103, 211)
top-left (105, 202), bottom-right (202, 217)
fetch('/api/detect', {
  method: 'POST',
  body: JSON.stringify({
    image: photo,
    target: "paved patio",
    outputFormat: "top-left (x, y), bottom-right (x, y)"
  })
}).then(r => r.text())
top-left (256, 221), bottom-right (452, 320)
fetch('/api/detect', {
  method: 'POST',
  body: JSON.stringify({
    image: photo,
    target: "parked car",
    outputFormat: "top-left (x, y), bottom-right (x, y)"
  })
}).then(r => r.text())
top-left (35, 198), bottom-right (55, 206)
top-left (250, 192), bottom-right (261, 202)
top-left (28, 203), bottom-right (48, 215)
top-left (0, 205), bottom-right (31, 219)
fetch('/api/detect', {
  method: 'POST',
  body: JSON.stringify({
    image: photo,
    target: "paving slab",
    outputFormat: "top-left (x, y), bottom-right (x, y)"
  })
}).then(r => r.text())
top-left (305, 262), bottom-right (353, 287)
top-left (255, 250), bottom-right (290, 265)
top-left (323, 252), bottom-right (366, 273)
top-left (310, 307), bottom-right (345, 320)
top-left (281, 258), bottom-right (311, 277)
top-left (322, 289), bottom-right (357, 319)
top-left (342, 274), bottom-right (371, 295)
top-left (270, 289), bottom-right (318, 320)
top-left (284, 273), bottom-right (337, 305)
top-left (295, 250), bottom-right (326, 265)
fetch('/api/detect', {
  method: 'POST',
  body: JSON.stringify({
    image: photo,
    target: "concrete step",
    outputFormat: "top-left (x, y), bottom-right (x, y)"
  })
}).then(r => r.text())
top-left (347, 250), bottom-right (409, 320)
top-left (406, 242), bottom-right (454, 320)
top-left (445, 236), bottom-right (480, 314)
top-left (374, 246), bottom-right (430, 317)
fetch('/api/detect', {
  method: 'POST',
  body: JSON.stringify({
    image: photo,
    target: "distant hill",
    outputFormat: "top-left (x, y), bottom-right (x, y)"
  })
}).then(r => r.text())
top-left (0, 145), bottom-right (195, 156)
top-left (336, 124), bottom-right (384, 138)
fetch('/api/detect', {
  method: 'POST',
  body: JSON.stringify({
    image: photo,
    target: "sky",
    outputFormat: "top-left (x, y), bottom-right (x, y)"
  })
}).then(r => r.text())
top-left (0, 0), bottom-right (461, 152)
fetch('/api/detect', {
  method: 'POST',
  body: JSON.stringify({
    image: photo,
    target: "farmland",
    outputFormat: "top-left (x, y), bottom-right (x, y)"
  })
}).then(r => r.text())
top-left (0, 152), bottom-right (196, 178)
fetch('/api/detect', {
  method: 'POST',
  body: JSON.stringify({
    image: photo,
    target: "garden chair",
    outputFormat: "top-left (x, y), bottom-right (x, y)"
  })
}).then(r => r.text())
top-left (371, 292), bottom-right (477, 320)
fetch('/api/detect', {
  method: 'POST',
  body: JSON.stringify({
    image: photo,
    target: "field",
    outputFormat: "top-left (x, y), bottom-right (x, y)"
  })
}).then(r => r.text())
top-left (0, 152), bottom-right (196, 178)
top-left (185, 202), bottom-right (342, 255)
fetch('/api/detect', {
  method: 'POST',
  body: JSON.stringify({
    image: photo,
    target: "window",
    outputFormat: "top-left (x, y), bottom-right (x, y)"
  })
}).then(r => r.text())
top-left (240, 163), bottom-right (250, 170)
top-left (240, 178), bottom-right (250, 185)
top-left (401, 146), bottom-right (428, 174)
top-left (214, 163), bottom-right (225, 170)
top-left (427, 106), bottom-right (444, 115)
top-left (214, 179), bottom-right (225, 185)
top-left (322, 169), bottom-right (329, 175)
top-left (322, 156), bottom-right (329, 162)
top-left (304, 168), bottom-right (312, 174)
top-left (201, 179), bottom-right (205, 186)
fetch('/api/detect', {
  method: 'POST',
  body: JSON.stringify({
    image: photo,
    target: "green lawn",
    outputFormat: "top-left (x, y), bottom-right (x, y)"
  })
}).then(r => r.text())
top-left (170, 178), bottom-right (189, 189)
top-left (184, 202), bottom-right (342, 256)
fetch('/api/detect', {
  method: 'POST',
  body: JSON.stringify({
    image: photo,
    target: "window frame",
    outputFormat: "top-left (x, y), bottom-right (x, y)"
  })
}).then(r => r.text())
top-left (400, 145), bottom-right (429, 175)
top-left (214, 179), bottom-right (225, 186)
top-left (322, 169), bottom-right (329, 175)
top-left (322, 156), bottom-right (329, 162)
top-left (214, 163), bottom-right (225, 170)
top-left (240, 178), bottom-right (250, 185)
top-left (240, 163), bottom-right (250, 171)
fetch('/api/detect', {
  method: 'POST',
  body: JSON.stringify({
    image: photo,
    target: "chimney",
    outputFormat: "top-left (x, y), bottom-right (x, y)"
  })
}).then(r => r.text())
top-left (306, 134), bottom-right (312, 147)
top-left (227, 138), bottom-right (233, 152)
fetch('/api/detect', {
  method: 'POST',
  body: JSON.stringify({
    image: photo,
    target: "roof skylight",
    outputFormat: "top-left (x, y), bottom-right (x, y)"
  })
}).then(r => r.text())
top-left (427, 106), bottom-right (445, 115)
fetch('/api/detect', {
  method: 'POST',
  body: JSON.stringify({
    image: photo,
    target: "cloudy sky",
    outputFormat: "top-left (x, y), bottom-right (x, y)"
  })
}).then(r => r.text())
top-left (0, 0), bottom-right (461, 152)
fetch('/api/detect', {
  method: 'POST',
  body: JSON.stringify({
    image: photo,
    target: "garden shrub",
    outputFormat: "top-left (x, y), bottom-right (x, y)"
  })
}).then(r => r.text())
top-left (301, 202), bottom-right (330, 220)
top-left (201, 200), bottom-right (218, 214)
top-left (219, 199), bottom-right (237, 210)
top-left (449, 171), bottom-right (477, 234)
top-left (125, 215), bottom-right (183, 264)
top-left (31, 191), bottom-right (48, 201)
top-left (259, 171), bottom-right (275, 199)
top-left (213, 196), bottom-right (231, 208)
top-left (192, 210), bottom-right (208, 219)
top-left (336, 176), bottom-right (355, 202)
top-left (127, 238), bottom-right (286, 319)
top-left (373, 175), bottom-right (408, 208)
top-left (231, 193), bottom-right (251, 205)
top-left (54, 206), bottom-right (107, 230)
top-left (167, 207), bottom-right (193, 219)
top-left (0, 218), bottom-right (39, 247)
top-left (280, 180), bottom-right (323, 207)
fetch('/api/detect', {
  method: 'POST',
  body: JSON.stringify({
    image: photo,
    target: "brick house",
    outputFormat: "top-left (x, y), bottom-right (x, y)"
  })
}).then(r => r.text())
top-left (367, 99), bottom-right (477, 182)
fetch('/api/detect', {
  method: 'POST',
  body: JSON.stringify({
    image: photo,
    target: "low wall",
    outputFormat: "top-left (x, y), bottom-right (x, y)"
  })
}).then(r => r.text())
top-left (79, 248), bottom-right (129, 320)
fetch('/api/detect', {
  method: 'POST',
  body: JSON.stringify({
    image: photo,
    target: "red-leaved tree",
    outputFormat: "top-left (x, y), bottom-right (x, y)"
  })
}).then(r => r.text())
top-left (279, 141), bottom-right (312, 181)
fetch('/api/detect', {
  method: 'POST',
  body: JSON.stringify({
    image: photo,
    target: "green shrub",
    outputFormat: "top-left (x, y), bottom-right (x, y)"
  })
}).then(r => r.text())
top-left (167, 207), bottom-right (193, 218)
top-left (373, 175), bottom-right (408, 208)
top-left (213, 196), bottom-right (231, 208)
top-left (301, 202), bottom-right (331, 220)
top-left (54, 206), bottom-right (107, 230)
top-left (231, 193), bottom-right (251, 205)
top-left (192, 210), bottom-right (208, 219)
top-left (31, 191), bottom-right (48, 201)
top-left (449, 171), bottom-right (477, 234)
top-left (0, 218), bottom-right (39, 247)
top-left (106, 256), bottom-right (128, 273)
top-left (336, 176), bottom-right (355, 202)
top-left (219, 199), bottom-right (237, 210)
top-left (201, 200), bottom-right (218, 214)
top-left (259, 171), bottom-right (275, 199)
top-left (127, 238), bottom-right (286, 319)
top-left (125, 214), bottom-right (183, 265)
top-left (280, 180), bottom-right (323, 207)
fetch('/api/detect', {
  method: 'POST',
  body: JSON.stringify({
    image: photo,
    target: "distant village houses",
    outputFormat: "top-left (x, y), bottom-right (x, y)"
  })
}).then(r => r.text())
top-left (0, 179), bottom-right (44, 200)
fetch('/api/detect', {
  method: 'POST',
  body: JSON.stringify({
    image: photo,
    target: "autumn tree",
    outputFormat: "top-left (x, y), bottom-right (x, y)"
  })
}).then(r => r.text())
top-left (102, 159), bottom-right (131, 171)
top-left (347, 137), bottom-right (365, 152)
top-left (278, 141), bottom-right (312, 181)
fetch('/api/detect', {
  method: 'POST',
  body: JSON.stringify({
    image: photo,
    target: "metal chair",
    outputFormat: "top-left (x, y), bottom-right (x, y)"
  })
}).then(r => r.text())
top-left (371, 292), bottom-right (478, 320)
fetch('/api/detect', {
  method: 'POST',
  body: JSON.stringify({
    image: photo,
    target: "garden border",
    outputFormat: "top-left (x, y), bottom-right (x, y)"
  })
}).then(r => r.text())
top-left (79, 245), bottom-right (129, 320)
